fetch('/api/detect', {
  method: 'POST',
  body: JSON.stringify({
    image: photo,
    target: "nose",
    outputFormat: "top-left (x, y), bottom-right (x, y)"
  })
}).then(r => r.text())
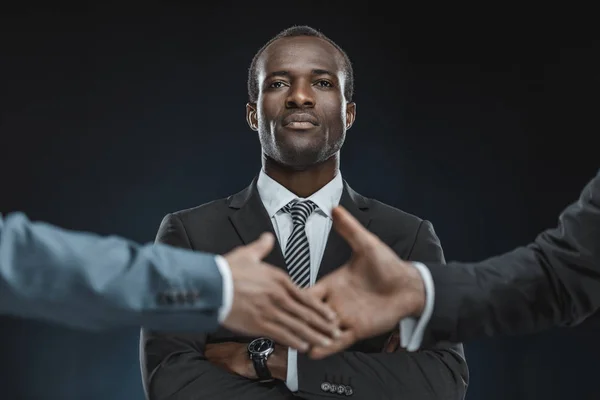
top-left (285, 80), bottom-right (315, 108)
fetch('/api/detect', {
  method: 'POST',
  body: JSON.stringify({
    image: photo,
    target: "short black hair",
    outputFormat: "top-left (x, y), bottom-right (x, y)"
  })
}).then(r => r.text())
top-left (247, 25), bottom-right (354, 103)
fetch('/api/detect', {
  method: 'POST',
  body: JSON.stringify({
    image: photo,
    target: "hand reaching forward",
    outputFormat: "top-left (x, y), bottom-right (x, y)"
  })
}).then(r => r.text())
top-left (307, 206), bottom-right (426, 359)
top-left (222, 232), bottom-right (340, 352)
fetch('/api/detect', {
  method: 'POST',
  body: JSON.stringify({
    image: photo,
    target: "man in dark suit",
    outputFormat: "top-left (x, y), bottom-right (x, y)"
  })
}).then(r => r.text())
top-left (306, 170), bottom-right (599, 358)
top-left (140, 25), bottom-right (468, 399)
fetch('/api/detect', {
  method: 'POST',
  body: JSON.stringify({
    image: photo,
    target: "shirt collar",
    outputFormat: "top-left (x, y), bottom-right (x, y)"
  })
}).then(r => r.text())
top-left (256, 169), bottom-right (344, 219)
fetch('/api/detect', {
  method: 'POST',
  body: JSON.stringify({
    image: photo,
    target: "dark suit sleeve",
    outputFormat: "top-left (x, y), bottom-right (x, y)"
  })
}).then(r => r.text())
top-left (296, 221), bottom-right (468, 400)
top-left (426, 173), bottom-right (600, 344)
top-left (141, 214), bottom-right (293, 400)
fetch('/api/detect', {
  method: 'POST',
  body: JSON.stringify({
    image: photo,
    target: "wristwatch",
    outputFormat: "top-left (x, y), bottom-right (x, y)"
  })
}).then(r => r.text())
top-left (247, 337), bottom-right (275, 382)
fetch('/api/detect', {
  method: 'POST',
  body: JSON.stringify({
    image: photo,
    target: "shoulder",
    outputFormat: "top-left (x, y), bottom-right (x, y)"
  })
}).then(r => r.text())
top-left (160, 181), bottom-right (254, 229)
top-left (366, 198), bottom-right (426, 230)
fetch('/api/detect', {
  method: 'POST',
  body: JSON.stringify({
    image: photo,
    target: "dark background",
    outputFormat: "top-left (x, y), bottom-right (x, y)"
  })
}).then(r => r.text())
top-left (1, 3), bottom-right (598, 399)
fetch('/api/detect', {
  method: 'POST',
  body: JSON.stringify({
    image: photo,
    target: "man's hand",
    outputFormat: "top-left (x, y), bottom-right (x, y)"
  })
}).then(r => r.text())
top-left (204, 342), bottom-right (288, 381)
top-left (307, 206), bottom-right (426, 359)
top-left (382, 330), bottom-right (401, 353)
top-left (222, 232), bottom-right (340, 353)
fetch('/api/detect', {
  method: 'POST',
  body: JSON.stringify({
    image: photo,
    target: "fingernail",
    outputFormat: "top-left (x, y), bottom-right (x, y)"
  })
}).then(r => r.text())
top-left (322, 338), bottom-right (331, 347)
top-left (300, 342), bottom-right (309, 351)
top-left (333, 329), bottom-right (342, 338)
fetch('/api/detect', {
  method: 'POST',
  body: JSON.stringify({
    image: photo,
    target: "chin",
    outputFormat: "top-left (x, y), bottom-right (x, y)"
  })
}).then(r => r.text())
top-left (276, 147), bottom-right (328, 169)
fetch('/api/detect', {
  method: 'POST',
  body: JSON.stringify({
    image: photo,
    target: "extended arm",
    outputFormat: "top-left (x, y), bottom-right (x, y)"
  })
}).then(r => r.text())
top-left (427, 172), bottom-right (600, 343)
top-left (0, 212), bottom-right (223, 332)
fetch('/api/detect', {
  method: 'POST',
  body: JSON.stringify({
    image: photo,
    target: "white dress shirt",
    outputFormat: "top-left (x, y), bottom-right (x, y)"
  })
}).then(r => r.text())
top-left (215, 255), bottom-right (234, 323)
top-left (214, 172), bottom-right (435, 387)
top-left (399, 262), bottom-right (434, 351)
top-left (256, 168), bottom-right (343, 391)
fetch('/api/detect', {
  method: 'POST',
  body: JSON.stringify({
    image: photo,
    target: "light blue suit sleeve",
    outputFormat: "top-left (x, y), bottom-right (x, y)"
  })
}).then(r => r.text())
top-left (0, 212), bottom-right (224, 332)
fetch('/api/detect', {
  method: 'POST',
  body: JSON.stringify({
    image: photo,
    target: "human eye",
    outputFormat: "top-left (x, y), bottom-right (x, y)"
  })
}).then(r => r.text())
top-left (268, 81), bottom-right (287, 89)
top-left (315, 80), bottom-right (333, 88)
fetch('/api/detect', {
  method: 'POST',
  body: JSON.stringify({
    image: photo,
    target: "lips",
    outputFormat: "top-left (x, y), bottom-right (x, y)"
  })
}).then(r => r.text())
top-left (282, 112), bottom-right (319, 126)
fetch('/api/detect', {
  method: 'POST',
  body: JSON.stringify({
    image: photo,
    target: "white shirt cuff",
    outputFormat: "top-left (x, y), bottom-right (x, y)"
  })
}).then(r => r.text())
top-left (286, 348), bottom-right (298, 391)
top-left (399, 261), bottom-right (435, 351)
top-left (214, 255), bottom-right (234, 323)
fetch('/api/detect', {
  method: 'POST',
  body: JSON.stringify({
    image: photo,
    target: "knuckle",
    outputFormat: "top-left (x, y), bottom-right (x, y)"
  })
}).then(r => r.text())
top-left (270, 292), bottom-right (285, 305)
top-left (256, 297), bottom-right (270, 310)
top-left (272, 270), bottom-right (288, 282)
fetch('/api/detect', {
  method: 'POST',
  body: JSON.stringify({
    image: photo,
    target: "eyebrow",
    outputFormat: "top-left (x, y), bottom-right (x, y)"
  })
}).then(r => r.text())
top-left (266, 69), bottom-right (336, 79)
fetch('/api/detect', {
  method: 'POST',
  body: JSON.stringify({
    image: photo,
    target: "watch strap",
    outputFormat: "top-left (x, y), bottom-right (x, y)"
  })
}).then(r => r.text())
top-left (251, 355), bottom-right (273, 382)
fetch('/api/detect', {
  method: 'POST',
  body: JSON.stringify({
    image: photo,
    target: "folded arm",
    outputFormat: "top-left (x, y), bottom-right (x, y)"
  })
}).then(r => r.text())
top-left (142, 330), bottom-right (295, 400)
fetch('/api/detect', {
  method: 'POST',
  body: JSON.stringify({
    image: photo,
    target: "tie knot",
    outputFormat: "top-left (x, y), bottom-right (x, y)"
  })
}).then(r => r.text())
top-left (283, 200), bottom-right (317, 226)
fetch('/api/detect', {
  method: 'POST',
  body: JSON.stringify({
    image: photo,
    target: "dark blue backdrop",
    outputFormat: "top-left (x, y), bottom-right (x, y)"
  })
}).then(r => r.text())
top-left (1, 4), bottom-right (598, 399)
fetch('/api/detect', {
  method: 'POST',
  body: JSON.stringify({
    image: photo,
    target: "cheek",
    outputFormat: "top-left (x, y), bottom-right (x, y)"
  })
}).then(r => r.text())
top-left (323, 104), bottom-right (346, 128)
top-left (257, 103), bottom-right (280, 126)
top-left (258, 93), bottom-right (285, 114)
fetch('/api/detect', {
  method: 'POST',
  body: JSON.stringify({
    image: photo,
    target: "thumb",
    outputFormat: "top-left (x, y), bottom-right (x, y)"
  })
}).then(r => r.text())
top-left (332, 206), bottom-right (373, 251)
top-left (245, 232), bottom-right (275, 260)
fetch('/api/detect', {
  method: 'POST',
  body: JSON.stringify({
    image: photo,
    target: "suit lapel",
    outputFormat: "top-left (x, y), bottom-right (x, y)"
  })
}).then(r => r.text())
top-left (228, 178), bottom-right (287, 272)
top-left (317, 181), bottom-right (371, 281)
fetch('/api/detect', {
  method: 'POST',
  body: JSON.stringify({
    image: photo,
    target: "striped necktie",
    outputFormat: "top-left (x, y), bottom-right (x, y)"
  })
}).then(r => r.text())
top-left (282, 199), bottom-right (318, 288)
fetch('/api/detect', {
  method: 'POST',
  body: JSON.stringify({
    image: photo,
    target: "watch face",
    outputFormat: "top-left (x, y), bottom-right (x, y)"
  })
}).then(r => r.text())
top-left (248, 338), bottom-right (274, 355)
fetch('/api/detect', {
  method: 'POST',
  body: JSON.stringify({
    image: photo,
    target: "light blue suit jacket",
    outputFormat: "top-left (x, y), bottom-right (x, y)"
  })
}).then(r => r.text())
top-left (0, 212), bottom-right (224, 333)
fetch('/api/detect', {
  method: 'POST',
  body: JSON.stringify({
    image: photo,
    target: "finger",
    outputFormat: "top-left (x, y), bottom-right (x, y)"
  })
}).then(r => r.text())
top-left (386, 340), bottom-right (399, 353)
top-left (259, 321), bottom-right (311, 352)
top-left (331, 206), bottom-right (375, 251)
top-left (297, 288), bottom-right (339, 324)
top-left (308, 329), bottom-right (355, 360)
top-left (306, 280), bottom-right (329, 301)
top-left (270, 274), bottom-right (339, 333)
top-left (270, 305), bottom-right (335, 349)
top-left (305, 265), bottom-right (347, 302)
top-left (245, 232), bottom-right (275, 260)
top-left (383, 331), bottom-right (400, 353)
top-left (278, 285), bottom-right (341, 339)
top-left (279, 274), bottom-right (338, 322)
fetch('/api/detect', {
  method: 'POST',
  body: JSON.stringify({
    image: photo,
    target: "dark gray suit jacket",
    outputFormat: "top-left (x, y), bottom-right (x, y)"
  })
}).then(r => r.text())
top-left (140, 179), bottom-right (469, 399)
top-left (426, 170), bottom-right (600, 344)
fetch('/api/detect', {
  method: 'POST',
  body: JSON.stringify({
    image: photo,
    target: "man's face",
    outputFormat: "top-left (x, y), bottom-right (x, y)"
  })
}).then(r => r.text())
top-left (247, 36), bottom-right (356, 169)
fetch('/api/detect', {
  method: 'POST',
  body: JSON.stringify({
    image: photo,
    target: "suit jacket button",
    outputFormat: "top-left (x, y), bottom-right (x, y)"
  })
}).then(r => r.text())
top-left (329, 384), bottom-right (338, 393)
top-left (156, 293), bottom-right (168, 305)
top-left (185, 292), bottom-right (196, 303)
top-left (337, 385), bottom-right (346, 394)
top-left (345, 386), bottom-right (353, 396)
top-left (320, 382), bottom-right (331, 392)
top-left (176, 292), bottom-right (187, 304)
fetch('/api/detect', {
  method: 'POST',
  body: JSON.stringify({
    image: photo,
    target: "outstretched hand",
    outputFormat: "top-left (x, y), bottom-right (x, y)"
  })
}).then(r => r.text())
top-left (307, 206), bottom-right (426, 359)
top-left (223, 232), bottom-right (340, 352)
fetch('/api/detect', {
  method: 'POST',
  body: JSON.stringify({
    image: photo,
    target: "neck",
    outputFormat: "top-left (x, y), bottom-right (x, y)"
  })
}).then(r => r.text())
top-left (262, 153), bottom-right (340, 198)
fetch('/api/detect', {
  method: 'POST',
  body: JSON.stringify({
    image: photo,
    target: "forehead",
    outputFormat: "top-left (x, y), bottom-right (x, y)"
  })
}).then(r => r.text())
top-left (257, 36), bottom-right (345, 78)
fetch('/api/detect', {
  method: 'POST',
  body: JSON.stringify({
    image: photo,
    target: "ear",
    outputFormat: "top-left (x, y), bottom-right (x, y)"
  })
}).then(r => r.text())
top-left (345, 102), bottom-right (356, 130)
top-left (246, 103), bottom-right (258, 131)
